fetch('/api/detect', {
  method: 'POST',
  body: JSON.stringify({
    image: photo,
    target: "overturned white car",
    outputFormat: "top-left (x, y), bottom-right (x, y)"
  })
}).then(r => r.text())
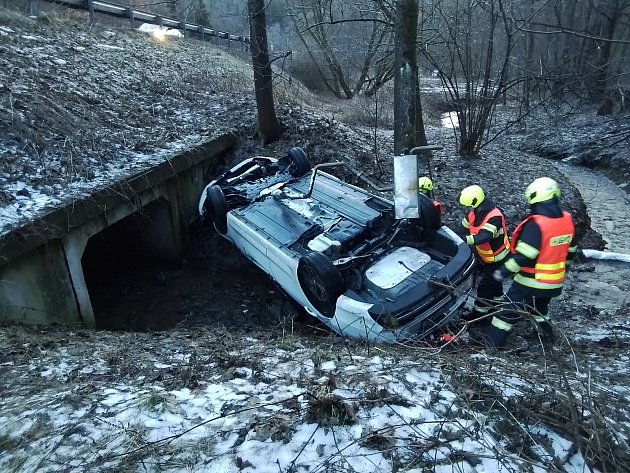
top-left (198, 148), bottom-right (474, 343)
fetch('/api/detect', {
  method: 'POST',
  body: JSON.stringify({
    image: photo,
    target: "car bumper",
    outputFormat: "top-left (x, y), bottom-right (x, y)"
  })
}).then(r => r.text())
top-left (326, 271), bottom-right (473, 343)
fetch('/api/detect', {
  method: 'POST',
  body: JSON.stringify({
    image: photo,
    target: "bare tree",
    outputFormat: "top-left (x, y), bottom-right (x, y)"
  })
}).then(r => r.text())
top-left (286, 0), bottom-right (394, 98)
top-left (248, 0), bottom-right (282, 144)
top-left (393, 0), bottom-right (427, 154)
top-left (512, 0), bottom-right (630, 111)
top-left (421, 0), bottom-right (516, 156)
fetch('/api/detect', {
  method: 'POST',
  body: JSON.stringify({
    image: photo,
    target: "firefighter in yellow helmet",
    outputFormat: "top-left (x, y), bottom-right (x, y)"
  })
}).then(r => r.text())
top-left (418, 176), bottom-right (444, 215)
top-left (458, 184), bottom-right (510, 323)
top-left (476, 177), bottom-right (577, 347)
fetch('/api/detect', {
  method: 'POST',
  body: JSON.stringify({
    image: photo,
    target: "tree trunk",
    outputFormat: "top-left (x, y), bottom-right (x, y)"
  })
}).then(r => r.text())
top-left (248, 0), bottom-right (282, 145)
top-left (393, 0), bottom-right (427, 155)
top-left (522, 30), bottom-right (535, 112)
top-left (593, 0), bottom-right (621, 100)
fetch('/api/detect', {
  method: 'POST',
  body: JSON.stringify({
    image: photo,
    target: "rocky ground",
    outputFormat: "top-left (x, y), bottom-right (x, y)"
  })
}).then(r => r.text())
top-left (1, 6), bottom-right (629, 473)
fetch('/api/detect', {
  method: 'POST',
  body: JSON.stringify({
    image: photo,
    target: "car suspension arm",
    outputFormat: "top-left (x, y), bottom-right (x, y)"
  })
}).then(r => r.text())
top-left (294, 162), bottom-right (393, 200)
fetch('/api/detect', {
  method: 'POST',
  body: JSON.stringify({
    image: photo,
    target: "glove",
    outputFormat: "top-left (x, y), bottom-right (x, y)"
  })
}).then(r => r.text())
top-left (493, 269), bottom-right (506, 282)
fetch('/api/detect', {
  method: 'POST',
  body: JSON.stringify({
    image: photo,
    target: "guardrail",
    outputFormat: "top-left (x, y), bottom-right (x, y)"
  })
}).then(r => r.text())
top-left (42, 0), bottom-right (250, 44)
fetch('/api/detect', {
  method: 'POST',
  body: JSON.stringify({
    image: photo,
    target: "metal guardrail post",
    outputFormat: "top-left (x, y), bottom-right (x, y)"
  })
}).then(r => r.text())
top-left (85, 0), bottom-right (94, 22)
top-left (126, 7), bottom-right (134, 28)
top-left (29, 0), bottom-right (41, 16)
top-left (40, 0), bottom-right (250, 45)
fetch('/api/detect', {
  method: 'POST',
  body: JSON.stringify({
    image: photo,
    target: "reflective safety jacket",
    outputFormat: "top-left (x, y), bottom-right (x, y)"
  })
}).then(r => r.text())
top-left (507, 212), bottom-right (575, 290)
top-left (433, 200), bottom-right (444, 216)
top-left (465, 208), bottom-right (510, 264)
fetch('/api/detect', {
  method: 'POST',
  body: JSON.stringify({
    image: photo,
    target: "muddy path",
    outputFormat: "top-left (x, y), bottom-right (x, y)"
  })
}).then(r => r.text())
top-left (555, 162), bottom-right (630, 312)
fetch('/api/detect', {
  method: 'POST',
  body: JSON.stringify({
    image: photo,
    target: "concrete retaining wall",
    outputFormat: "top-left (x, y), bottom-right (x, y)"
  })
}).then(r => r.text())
top-left (0, 133), bottom-right (235, 327)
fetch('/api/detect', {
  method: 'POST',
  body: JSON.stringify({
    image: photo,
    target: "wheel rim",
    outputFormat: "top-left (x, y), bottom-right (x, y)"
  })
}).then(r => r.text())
top-left (302, 263), bottom-right (329, 302)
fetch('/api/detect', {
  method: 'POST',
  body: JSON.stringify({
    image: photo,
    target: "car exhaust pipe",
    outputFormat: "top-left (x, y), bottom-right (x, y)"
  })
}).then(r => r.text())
top-left (293, 162), bottom-right (393, 200)
top-left (290, 146), bottom-right (444, 217)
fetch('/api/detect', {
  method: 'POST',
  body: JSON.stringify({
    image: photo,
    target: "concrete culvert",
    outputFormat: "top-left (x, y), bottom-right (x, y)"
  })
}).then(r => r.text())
top-left (82, 198), bottom-right (184, 331)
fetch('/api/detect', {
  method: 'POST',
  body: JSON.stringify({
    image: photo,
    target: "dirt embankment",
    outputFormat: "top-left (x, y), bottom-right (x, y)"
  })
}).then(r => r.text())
top-left (1, 5), bottom-right (624, 334)
top-left (1, 8), bottom-right (629, 473)
top-left (0, 6), bottom-right (626, 341)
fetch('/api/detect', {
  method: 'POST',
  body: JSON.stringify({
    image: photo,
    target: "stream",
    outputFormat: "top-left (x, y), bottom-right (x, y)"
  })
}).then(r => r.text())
top-left (555, 162), bottom-right (630, 312)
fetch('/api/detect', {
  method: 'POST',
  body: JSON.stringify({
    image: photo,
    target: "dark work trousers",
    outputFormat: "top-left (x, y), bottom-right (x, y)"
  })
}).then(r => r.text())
top-left (472, 262), bottom-right (505, 315)
top-left (498, 281), bottom-right (552, 326)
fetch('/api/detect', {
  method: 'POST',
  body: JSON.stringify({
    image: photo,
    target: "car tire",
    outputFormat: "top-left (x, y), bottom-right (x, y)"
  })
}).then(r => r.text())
top-left (205, 185), bottom-right (228, 235)
top-left (288, 147), bottom-right (311, 177)
top-left (419, 193), bottom-right (441, 231)
top-left (297, 251), bottom-right (346, 317)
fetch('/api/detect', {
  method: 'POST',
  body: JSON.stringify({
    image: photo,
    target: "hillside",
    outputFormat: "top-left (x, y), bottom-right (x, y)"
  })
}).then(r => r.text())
top-left (1, 7), bottom-right (629, 473)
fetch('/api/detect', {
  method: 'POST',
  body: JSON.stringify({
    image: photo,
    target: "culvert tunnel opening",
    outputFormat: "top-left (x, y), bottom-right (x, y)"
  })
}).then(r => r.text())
top-left (82, 198), bottom-right (186, 331)
top-left (80, 199), bottom-right (288, 333)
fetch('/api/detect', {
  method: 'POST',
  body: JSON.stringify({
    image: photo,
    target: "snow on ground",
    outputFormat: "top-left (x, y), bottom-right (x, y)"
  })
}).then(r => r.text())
top-left (0, 135), bottom-right (207, 235)
top-left (0, 9), bottom-right (253, 237)
top-left (3, 326), bottom-right (625, 473)
top-left (1, 6), bottom-right (630, 473)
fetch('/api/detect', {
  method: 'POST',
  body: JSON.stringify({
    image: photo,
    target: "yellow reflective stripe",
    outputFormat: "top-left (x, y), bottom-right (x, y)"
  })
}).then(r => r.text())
top-left (491, 317), bottom-right (512, 331)
top-left (505, 258), bottom-right (521, 273)
top-left (515, 241), bottom-right (540, 259)
top-left (476, 247), bottom-right (494, 255)
top-left (482, 222), bottom-right (498, 234)
top-left (514, 274), bottom-right (563, 289)
top-left (462, 218), bottom-right (470, 228)
top-left (473, 305), bottom-right (491, 314)
top-left (494, 247), bottom-right (510, 262)
top-left (466, 235), bottom-right (475, 245)
top-left (536, 262), bottom-right (565, 270)
top-left (535, 271), bottom-right (566, 281)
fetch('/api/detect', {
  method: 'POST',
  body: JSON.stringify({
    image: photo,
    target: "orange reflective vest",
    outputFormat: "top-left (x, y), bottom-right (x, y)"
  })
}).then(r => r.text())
top-left (467, 208), bottom-right (510, 263)
top-left (433, 200), bottom-right (444, 216)
top-left (511, 212), bottom-right (574, 290)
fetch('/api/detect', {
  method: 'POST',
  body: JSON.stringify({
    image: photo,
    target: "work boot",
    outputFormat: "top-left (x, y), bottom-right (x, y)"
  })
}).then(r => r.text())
top-left (459, 310), bottom-right (489, 325)
top-left (468, 325), bottom-right (509, 348)
top-left (534, 322), bottom-right (556, 344)
top-left (523, 321), bottom-right (556, 343)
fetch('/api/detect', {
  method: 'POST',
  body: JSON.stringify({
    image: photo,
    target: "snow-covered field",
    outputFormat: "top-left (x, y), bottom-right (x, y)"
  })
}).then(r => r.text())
top-left (2, 324), bottom-right (629, 473)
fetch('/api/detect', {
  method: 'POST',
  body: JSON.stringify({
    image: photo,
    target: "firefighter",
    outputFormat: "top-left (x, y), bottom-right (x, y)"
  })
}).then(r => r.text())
top-left (458, 185), bottom-right (510, 323)
top-left (418, 176), bottom-right (444, 215)
top-left (479, 177), bottom-right (577, 347)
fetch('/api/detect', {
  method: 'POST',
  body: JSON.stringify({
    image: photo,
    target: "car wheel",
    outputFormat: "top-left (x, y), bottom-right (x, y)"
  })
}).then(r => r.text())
top-left (419, 193), bottom-right (441, 231)
top-left (288, 147), bottom-right (311, 177)
top-left (297, 251), bottom-right (346, 317)
top-left (205, 185), bottom-right (228, 235)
